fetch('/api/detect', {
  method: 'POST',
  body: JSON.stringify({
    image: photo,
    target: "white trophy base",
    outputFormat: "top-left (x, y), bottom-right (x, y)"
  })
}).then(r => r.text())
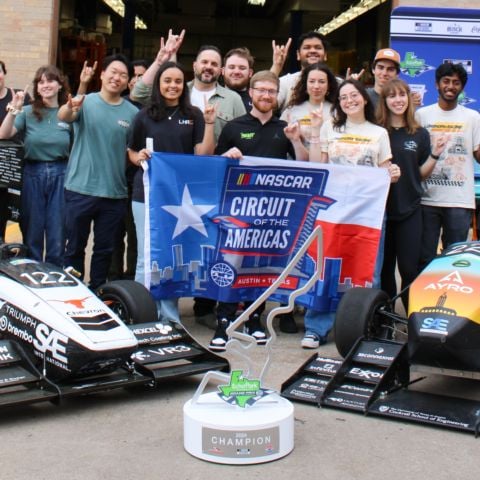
top-left (183, 391), bottom-right (294, 464)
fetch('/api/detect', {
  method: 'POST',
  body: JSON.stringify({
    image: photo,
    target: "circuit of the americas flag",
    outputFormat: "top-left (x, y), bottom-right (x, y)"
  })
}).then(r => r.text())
top-left (143, 152), bottom-right (390, 312)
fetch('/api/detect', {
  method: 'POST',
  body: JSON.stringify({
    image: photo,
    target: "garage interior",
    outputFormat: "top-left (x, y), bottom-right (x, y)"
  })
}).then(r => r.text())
top-left (57, 0), bottom-right (392, 91)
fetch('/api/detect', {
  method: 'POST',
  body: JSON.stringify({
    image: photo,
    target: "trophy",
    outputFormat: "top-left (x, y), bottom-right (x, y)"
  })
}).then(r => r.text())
top-left (183, 227), bottom-right (323, 464)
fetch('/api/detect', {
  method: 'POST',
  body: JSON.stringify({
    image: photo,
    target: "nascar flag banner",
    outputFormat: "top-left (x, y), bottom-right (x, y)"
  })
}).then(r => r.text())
top-left (144, 153), bottom-right (390, 312)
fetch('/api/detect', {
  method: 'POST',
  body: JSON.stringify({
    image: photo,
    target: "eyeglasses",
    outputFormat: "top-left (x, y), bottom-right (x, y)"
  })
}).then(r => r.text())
top-left (339, 92), bottom-right (362, 103)
top-left (251, 87), bottom-right (278, 96)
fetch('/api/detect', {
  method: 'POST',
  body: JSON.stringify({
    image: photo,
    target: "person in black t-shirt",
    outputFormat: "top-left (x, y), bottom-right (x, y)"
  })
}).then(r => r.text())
top-left (127, 61), bottom-right (216, 326)
top-left (377, 79), bottom-right (438, 308)
top-left (209, 70), bottom-right (308, 351)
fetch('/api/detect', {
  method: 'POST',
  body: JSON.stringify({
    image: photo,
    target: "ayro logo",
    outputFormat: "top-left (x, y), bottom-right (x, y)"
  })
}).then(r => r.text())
top-left (425, 271), bottom-right (473, 294)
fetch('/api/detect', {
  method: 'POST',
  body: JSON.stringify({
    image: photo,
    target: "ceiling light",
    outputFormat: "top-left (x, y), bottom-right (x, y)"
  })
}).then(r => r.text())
top-left (318, 0), bottom-right (388, 35)
top-left (248, 0), bottom-right (266, 5)
top-left (102, 0), bottom-right (147, 29)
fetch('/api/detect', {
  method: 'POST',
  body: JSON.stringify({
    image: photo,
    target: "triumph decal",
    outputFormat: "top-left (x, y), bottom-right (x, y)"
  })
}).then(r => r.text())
top-left (0, 302), bottom-right (70, 371)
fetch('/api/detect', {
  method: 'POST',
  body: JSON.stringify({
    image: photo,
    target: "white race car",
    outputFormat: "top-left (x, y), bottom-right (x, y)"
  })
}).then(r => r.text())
top-left (0, 244), bottom-right (227, 408)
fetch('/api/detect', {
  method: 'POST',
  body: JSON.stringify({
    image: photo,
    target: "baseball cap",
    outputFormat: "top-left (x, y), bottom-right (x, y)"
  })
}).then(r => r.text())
top-left (374, 48), bottom-right (401, 66)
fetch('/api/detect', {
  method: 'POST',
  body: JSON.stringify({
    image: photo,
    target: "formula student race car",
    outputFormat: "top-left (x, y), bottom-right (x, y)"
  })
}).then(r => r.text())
top-left (0, 244), bottom-right (227, 409)
top-left (282, 241), bottom-right (480, 435)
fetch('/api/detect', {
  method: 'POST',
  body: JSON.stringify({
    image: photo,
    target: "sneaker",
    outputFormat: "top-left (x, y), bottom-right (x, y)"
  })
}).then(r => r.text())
top-left (301, 333), bottom-right (327, 349)
top-left (244, 313), bottom-right (267, 345)
top-left (209, 318), bottom-right (230, 351)
top-left (301, 334), bottom-right (320, 349)
top-left (278, 312), bottom-right (298, 333)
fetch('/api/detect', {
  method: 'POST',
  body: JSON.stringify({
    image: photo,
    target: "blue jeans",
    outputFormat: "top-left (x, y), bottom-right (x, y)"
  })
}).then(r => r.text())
top-left (304, 310), bottom-right (334, 339)
top-left (421, 205), bottom-right (472, 266)
top-left (64, 190), bottom-right (126, 289)
top-left (132, 201), bottom-right (180, 323)
top-left (20, 160), bottom-right (66, 266)
top-left (305, 215), bottom-right (386, 338)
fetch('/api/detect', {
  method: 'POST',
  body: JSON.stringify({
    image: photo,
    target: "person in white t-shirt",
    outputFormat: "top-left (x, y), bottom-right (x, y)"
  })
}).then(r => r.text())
top-left (280, 62), bottom-right (338, 148)
top-left (272, 31), bottom-right (330, 113)
top-left (416, 62), bottom-right (480, 265)
top-left (305, 79), bottom-right (399, 349)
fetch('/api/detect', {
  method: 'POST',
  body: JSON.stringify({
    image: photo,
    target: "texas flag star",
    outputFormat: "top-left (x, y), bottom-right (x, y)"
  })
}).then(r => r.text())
top-left (162, 185), bottom-right (215, 238)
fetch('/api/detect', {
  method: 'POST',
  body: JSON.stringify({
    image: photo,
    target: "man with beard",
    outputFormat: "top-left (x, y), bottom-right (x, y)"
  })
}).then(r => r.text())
top-left (188, 45), bottom-right (246, 142)
top-left (222, 47), bottom-right (254, 111)
top-left (416, 62), bottom-right (480, 265)
top-left (133, 40), bottom-right (246, 143)
top-left (208, 70), bottom-right (308, 351)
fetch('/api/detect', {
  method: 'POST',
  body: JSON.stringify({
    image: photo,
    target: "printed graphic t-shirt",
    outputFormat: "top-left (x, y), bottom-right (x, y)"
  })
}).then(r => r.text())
top-left (320, 119), bottom-right (392, 167)
top-left (416, 103), bottom-right (480, 209)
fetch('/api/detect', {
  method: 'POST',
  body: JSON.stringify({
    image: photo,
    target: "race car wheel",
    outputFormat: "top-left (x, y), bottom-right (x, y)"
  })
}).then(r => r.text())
top-left (334, 287), bottom-right (391, 358)
top-left (96, 280), bottom-right (157, 325)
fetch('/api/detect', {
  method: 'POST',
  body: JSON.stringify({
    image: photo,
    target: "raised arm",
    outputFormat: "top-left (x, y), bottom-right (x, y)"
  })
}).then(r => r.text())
top-left (57, 94), bottom-right (85, 123)
top-left (77, 61), bottom-right (97, 95)
top-left (0, 88), bottom-right (27, 139)
top-left (284, 122), bottom-right (309, 161)
top-left (270, 38), bottom-right (292, 77)
top-left (140, 29), bottom-right (185, 87)
top-left (195, 97), bottom-right (216, 155)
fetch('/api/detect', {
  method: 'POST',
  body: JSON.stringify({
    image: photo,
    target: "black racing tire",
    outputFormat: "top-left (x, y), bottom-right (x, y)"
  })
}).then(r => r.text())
top-left (96, 280), bottom-right (157, 325)
top-left (334, 287), bottom-right (390, 358)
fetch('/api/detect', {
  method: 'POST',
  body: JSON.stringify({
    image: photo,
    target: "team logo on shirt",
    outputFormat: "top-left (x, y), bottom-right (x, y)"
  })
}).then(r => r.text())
top-left (404, 140), bottom-right (418, 152)
top-left (179, 119), bottom-right (194, 125)
top-left (118, 120), bottom-right (130, 128)
top-left (240, 132), bottom-right (255, 140)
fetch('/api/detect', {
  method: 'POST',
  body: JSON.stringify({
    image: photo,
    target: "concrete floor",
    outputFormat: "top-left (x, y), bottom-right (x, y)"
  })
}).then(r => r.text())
top-left (3, 223), bottom-right (480, 479)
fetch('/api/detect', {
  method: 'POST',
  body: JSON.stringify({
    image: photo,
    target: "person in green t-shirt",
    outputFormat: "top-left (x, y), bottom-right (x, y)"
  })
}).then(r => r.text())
top-left (58, 54), bottom-right (138, 288)
top-left (0, 65), bottom-right (70, 266)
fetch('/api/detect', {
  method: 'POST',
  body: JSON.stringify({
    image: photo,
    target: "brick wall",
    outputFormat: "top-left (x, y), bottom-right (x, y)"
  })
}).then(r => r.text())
top-left (0, 0), bottom-right (57, 91)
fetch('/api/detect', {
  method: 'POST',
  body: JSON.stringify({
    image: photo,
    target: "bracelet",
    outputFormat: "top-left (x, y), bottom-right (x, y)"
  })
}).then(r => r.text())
top-left (430, 153), bottom-right (440, 160)
top-left (6, 103), bottom-right (22, 116)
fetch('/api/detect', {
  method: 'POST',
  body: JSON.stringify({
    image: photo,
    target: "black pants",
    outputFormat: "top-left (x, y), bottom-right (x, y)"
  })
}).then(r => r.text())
top-left (381, 209), bottom-right (422, 309)
top-left (216, 301), bottom-right (265, 321)
top-left (0, 188), bottom-right (9, 241)
top-left (64, 190), bottom-right (127, 289)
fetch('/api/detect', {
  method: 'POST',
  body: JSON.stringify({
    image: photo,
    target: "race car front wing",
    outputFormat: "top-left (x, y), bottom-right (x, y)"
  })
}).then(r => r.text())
top-left (0, 322), bottom-right (228, 410)
top-left (282, 338), bottom-right (480, 436)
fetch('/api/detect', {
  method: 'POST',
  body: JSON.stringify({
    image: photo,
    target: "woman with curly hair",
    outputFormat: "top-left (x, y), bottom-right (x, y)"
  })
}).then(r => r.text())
top-left (281, 62), bottom-right (337, 147)
top-left (0, 65), bottom-right (71, 265)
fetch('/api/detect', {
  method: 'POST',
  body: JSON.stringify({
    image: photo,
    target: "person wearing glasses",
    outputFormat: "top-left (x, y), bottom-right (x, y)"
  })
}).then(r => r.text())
top-left (210, 70), bottom-right (308, 351)
top-left (308, 79), bottom-right (399, 349)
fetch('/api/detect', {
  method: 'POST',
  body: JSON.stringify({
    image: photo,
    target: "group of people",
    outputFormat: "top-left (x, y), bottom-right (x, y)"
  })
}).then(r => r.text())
top-left (0, 28), bottom-right (479, 353)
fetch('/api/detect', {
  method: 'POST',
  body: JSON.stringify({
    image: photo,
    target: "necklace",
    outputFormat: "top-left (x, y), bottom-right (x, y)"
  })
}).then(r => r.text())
top-left (168, 106), bottom-right (179, 120)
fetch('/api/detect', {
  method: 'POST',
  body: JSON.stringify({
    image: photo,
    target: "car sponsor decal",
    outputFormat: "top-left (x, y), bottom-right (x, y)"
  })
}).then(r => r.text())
top-left (409, 254), bottom-right (480, 323)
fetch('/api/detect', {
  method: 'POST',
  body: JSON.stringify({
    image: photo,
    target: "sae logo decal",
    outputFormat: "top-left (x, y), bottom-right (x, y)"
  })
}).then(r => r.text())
top-left (420, 317), bottom-right (449, 335)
